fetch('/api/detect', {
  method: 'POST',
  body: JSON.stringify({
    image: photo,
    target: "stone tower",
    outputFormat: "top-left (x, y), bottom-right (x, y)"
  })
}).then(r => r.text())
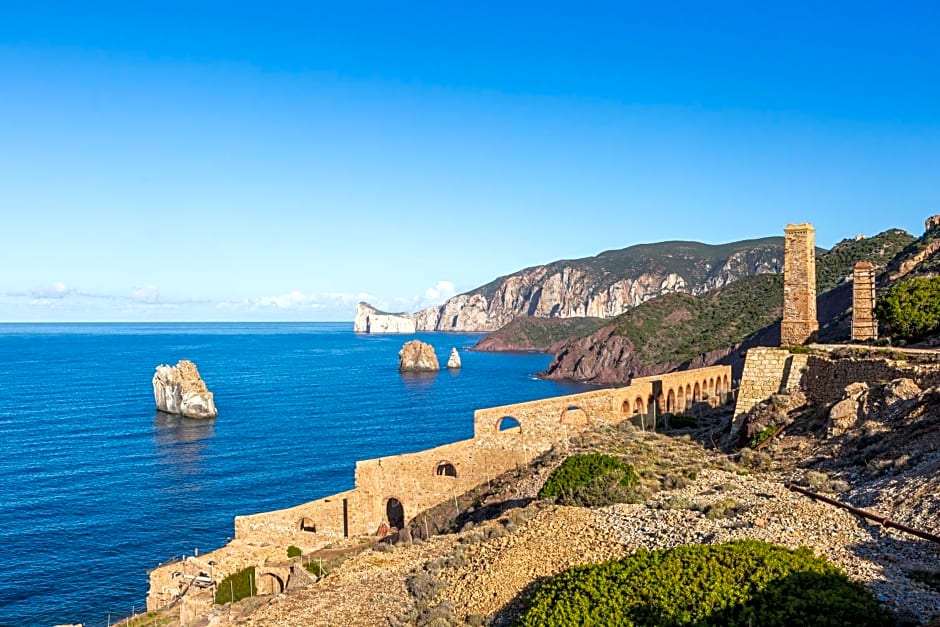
top-left (851, 262), bottom-right (877, 342)
top-left (781, 223), bottom-right (818, 346)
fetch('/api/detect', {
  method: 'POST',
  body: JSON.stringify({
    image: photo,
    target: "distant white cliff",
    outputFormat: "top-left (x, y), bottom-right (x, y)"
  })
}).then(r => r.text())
top-left (354, 302), bottom-right (417, 334)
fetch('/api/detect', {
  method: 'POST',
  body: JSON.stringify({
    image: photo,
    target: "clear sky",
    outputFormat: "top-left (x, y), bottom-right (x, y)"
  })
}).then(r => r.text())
top-left (2, 1), bottom-right (938, 321)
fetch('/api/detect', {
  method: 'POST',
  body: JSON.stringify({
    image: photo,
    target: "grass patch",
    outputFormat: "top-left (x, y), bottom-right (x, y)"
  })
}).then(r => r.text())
top-left (215, 566), bottom-right (255, 605)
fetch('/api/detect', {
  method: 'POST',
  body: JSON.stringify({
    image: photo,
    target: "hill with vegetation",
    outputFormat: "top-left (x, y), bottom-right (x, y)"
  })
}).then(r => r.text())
top-left (541, 229), bottom-right (915, 383)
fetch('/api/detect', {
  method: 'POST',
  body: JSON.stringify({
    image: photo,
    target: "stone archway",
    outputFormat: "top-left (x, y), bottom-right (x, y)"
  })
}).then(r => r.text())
top-left (497, 416), bottom-right (521, 432)
top-left (677, 387), bottom-right (685, 412)
top-left (257, 572), bottom-right (286, 596)
top-left (685, 384), bottom-right (692, 409)
top-left (560, 406), bottom-right (589, 426)
top-left (693, 382), bottom-right (701, 402)
top-left (666, 389), bottom-right (675, 413)
top-left (386, 497), bottom-right (405, 530)
top-left (634, 397), bottom-right (645, 414)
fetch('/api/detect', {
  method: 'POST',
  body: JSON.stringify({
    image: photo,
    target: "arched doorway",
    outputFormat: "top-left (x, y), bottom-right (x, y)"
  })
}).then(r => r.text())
top-left (666, 389), bottom-right (675, 413)
top-left (258, 572), bottom-right (285, 595)
top-left (634, 397), bottom-right (645, 414)
top-left (386, 498), bottom-right (405, 530)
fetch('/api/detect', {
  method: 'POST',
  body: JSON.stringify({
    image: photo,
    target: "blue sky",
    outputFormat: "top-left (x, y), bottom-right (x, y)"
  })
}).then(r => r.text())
top-left (1, 1), bottom-right (938, 321)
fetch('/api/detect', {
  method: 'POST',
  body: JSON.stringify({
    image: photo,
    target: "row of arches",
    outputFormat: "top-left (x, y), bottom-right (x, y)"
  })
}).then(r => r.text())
top-left (622, 374), bottom-right (731, 415)
top-left (495, 405), bottom-right (589, 435)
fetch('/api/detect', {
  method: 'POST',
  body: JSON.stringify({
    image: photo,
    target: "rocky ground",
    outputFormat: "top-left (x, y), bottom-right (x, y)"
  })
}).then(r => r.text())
top-left (189, 415), bottom-right (940, 626)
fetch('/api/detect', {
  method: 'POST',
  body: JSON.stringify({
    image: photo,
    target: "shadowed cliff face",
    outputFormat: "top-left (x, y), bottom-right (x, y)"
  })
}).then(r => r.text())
top-left (412, 238), bottom-right (787, 332)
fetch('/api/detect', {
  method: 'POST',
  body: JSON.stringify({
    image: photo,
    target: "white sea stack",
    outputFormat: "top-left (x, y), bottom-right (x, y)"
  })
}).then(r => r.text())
top-left (152, 360), bottom-right (218, 419)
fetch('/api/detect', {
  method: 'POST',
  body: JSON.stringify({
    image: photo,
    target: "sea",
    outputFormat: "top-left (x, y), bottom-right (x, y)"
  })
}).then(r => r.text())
top-left (0, 323), bottom-right (593, 627)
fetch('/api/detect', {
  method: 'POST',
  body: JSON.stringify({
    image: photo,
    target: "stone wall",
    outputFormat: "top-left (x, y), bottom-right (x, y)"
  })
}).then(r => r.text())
top-left (781, 223), bottom-right (819, 346)
top-left (801, 355), bottom-right (940, 405)
top-left (732, 348), bottom-right (809, 435)
top-left (148, 364), bottom-right (731, 616)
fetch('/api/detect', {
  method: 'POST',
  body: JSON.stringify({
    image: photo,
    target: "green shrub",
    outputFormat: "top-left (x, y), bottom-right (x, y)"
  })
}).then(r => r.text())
top-left (876, 276), bottom-right (940, 341)
top-left (287, 545), bottom-right (301, 558)
top-left (305, 560), bottom-right (324, 577)
top-left (538, 454), bottom-right (639, 507)
top-left (750, 425), bottom-right (778, 448)
top-left (515, 540), bottom-right (891, 626)
top-left (214, 566), bottom-right (255, 605)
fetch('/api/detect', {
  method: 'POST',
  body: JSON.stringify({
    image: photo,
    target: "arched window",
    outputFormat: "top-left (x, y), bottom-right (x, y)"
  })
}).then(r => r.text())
top-left (436, 462), bottom-right (457, 477)
top-left (497, 416), bottom-right (521, 431)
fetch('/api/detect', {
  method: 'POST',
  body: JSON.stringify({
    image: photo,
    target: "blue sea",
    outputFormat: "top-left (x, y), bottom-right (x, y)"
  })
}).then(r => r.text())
top-left (0, 323), bottom-right (591, 627)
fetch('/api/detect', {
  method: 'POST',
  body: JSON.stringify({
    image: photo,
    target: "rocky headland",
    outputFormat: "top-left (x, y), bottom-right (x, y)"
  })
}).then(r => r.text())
top-left (399, 340), bottom-right (440, 372)
top-left (354, 302), bottom-right (417, 334)
top-left (358, 237), bottom-right (788, 334)
top-left (152, 360), bottom-right (218, 419)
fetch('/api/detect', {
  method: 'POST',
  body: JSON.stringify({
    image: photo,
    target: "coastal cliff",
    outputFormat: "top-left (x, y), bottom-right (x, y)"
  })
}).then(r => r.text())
top-left (152, 360), bottom-right (218, 419)
top-left (364, 238), bottom-right (787, 333)
top-left (415, 240), bottom-right (789, 332)
top-left (354, 302), bottom-right (416, 334)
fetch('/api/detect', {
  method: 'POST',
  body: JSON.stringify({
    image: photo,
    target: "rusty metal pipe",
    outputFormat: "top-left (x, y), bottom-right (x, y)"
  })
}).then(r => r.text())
top-left (784, 482), bottom-right (940, 545)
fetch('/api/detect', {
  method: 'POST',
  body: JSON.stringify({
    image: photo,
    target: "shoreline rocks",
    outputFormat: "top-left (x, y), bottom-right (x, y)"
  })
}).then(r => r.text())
top-left (399, 340), bottom-right (440, 372)
top-left (153, 360), bottom-right (218, 419)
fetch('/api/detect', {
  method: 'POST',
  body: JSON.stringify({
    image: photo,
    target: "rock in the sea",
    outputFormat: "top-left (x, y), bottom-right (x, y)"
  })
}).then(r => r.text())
top-left (153, 360), bottom-right (218, 419)
top-left (354, 302), bottom-right (417, 334)
top-left (399, 340), bottom-right (440, 372)
top-left (446, 347), bottom-right (462, 369)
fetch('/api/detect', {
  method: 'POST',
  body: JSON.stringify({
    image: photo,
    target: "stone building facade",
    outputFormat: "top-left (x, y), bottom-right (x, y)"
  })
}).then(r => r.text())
top-left (851, 262), bottom-right (877, 342)
top-left (781, 223), bottom-right (819, 346)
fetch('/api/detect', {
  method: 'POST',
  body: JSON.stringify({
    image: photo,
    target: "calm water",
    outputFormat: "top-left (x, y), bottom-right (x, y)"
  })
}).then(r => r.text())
top-left (0, 323), bottom-right (590, 627)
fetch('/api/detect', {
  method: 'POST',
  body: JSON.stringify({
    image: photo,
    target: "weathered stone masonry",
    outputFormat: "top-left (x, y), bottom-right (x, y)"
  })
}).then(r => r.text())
top-left (147, 364), bottom-right (731, 613)
top-left (852, 261), bottom-right (877, 342)
top-left (781, 223), bottom-right (818, 346)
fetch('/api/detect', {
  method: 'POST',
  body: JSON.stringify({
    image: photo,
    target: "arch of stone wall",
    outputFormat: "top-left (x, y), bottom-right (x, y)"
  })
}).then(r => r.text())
top-left (256, 571), bottom-right (286, 596)
top-left (635, 396), bottom-right (644, 414)
top-left (666, 389), bottom-right (675, 413)
top-left (435, 461), bottom-right (458, 477)
top-left (560, 406), bottom-right (589, 426)
top-left (299, 517), bottom-right (317, 533)
top-left (496, 416), bottom-right (522, 432)
top-left (693, 382), bottom-right (700, 401)
top-left (677, 387), bottom-right (685, 411)
top-left (385, 496), bottom-right (406, 530)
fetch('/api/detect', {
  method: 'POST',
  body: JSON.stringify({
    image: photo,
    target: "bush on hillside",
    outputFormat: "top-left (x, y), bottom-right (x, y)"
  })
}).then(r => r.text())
top-left (875, 276), bottom-right (940, 341)
top-left (214, 566), bottom-right (255, 605)
top-left (287, 545), bottom-right (301, 558)
top-left (538, 453), bottom-right (639, 507)
top-left (515, 540), bottom-right (892, 626)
